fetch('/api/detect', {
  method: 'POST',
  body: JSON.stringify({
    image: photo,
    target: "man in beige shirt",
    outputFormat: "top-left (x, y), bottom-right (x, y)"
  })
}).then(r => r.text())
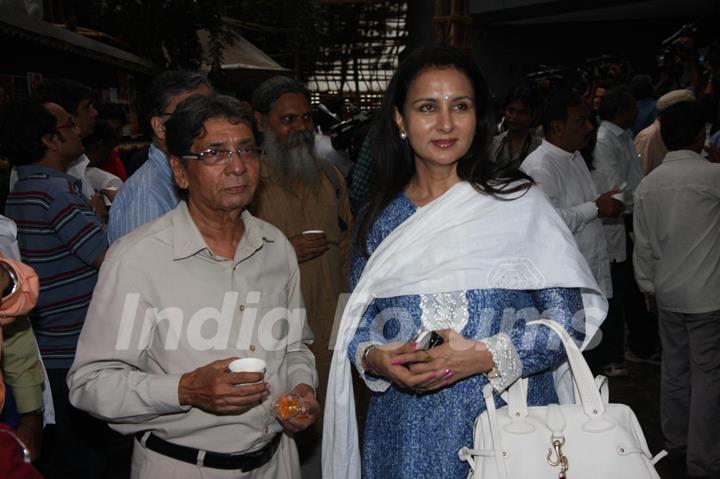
top-left (68, 94), bottom-right (319, 479)
top-left (250, 77), bottom-right (352, 413)
top-left (635, 89), bottom-right (696, 175)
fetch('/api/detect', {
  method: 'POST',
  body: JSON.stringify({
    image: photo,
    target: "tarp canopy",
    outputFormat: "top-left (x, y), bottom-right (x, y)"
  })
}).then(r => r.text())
top-left (198, 29), bottom-right (289, 73)
top-left (0, 6), bottom-right (156, 74)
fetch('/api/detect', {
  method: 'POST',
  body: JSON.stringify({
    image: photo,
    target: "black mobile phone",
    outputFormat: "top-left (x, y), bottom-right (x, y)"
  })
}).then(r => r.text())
top-left (427, 331), bottom-right (444, 349)
top-left (410, 329), bottom-right (444, 350)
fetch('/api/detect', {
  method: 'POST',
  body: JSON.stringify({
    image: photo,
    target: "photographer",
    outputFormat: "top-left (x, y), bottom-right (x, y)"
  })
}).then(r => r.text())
top-left (315, 97), bottom-right (354, 178)
top-left (655, 23), bottom-right (703, 95)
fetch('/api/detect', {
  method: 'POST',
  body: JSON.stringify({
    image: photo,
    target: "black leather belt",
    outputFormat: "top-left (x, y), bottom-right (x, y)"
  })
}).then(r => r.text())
top-left (136, 431), bottom-right (281, 471)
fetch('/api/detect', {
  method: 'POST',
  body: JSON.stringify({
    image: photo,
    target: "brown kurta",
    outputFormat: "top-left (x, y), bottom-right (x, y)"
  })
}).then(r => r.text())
top-left (250, 163), bottom-right (352, 408)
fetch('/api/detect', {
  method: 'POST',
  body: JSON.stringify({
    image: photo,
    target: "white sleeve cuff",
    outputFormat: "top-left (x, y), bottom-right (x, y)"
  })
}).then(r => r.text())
top-left (481, 333), bottom-right (523, 393)
top-left (578, 201), bottom-right (599, 223)
top-left (354, 342), bottom-right (391, 393)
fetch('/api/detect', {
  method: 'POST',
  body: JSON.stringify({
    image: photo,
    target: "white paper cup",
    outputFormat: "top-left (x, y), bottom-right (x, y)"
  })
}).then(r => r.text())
top-left (302, 230), bottom-right (324, 235)
top-left (228, 358), bottom-right (267, 374)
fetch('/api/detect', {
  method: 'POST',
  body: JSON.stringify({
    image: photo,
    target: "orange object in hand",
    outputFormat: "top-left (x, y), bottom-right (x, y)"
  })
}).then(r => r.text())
top-left (272, 393), bottom-right (308, 422)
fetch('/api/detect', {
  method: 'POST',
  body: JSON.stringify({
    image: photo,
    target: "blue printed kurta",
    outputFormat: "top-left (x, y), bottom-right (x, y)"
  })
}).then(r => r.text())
top-left (348, 191), bottom-right (584, 478)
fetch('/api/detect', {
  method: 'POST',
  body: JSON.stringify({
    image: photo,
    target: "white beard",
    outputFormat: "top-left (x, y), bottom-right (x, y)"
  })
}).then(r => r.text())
top-left (262, 129), bottom-right (324, 192)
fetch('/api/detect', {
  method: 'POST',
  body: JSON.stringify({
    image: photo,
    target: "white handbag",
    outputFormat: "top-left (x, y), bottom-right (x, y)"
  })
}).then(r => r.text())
top-left (459, 319), bottom-right (667, 479)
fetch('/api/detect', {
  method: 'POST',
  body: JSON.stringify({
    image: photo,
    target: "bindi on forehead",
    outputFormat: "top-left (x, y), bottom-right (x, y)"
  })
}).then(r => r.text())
top-left (408, 88), bottom-right (474, 105)
top-left (410, 94), bottom-right (474, 105)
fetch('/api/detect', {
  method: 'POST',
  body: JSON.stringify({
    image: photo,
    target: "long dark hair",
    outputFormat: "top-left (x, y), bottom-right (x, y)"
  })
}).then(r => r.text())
top-left (354, 45), bottom-right (533, 256)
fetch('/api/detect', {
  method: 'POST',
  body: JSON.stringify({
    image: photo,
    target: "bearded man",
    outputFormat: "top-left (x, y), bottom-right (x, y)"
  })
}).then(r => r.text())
top-left (250, 77), bottom-right (352, 421)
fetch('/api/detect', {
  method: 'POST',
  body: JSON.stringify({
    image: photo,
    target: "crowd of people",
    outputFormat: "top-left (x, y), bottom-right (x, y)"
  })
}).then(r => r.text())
top-left (0, 40), bottom-right (717, 479)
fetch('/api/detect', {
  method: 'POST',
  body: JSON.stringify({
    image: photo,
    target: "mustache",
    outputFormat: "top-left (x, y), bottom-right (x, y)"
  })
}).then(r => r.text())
top-left (285, 129), bottom-right (315, 149)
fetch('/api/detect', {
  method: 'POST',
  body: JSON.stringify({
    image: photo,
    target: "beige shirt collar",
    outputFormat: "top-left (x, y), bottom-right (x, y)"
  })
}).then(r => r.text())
top-left (170, 201), bottom-right (268, 262)
top-left (663, 149), bottom-right (705, 163)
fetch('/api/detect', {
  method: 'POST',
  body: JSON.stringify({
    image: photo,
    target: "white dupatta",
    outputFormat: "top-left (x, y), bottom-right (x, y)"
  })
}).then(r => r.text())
top-left (321, 181), bottom-right (608, 479)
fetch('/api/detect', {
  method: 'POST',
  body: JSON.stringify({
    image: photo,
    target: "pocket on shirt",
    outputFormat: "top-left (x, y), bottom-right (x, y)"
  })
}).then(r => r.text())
top-left (254, 292), bottom-right (291, 357)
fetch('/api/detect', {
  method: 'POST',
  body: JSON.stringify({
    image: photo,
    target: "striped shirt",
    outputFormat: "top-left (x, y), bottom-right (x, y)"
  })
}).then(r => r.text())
top-left (107, 145), bottom-right (179, 243)
top-left (5, 165), bottom-right (107, 369)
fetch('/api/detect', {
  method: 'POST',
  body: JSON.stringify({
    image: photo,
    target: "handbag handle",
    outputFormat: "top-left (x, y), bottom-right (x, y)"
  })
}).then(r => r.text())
top-left (506, 319), bottom-right (605, 418)
top-left (483, 383), bottom-right (512, 479)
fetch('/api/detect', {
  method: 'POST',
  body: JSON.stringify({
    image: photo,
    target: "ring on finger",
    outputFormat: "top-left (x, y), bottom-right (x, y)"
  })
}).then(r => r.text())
top-left (423, 354), bottom-right (432, 363)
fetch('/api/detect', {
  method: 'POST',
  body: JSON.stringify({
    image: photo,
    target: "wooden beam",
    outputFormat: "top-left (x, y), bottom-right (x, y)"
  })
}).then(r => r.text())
top-left (319, 0), bottom-right (388, 4)
top-left (432, 15), bottom-right (473, 24)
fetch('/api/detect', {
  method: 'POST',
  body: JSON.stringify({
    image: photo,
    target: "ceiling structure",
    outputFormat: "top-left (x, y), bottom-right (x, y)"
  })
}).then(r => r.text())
top-left (308, 0), bottom-right (408, 98)
top-left (470, 0), bottom-right (719, 25)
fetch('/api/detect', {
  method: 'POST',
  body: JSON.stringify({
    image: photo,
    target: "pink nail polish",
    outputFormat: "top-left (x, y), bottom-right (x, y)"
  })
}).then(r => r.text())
top-left (391, 359), bottom-right (400, 365)
top-left (444, 369), bottom-right (453, 378)
top-left (410, 342), bottom-right (417, 349)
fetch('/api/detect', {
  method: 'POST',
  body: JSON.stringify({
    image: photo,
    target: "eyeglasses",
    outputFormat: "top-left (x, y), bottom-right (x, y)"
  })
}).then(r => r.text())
top-left (56, 117), bottom-right (79, 131)
top-left (180, 146), bottom-right (263, 166)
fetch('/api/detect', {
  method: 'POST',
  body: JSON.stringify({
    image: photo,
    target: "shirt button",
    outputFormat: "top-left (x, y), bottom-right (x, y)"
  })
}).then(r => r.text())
top-left (250, 345), bottom-right (256, 351)
top-left (239, 305), bottom-right (245, 311)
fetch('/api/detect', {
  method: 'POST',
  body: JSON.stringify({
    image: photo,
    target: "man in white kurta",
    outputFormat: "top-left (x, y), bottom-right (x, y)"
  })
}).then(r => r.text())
top-left (594, 86), bottom-right (658, 366)
top-left (523, 140), bottom-right (613, 293)
top-left (594, 117), bottom-right (642, 263)
top-left (521, 91), bottom-right (619, 299)
top-left (522, 91), bottom-right (622, 374)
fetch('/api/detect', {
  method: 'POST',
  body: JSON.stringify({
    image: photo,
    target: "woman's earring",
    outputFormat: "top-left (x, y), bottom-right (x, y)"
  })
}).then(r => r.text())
top-left (400, 131), bottom-right (407, 140)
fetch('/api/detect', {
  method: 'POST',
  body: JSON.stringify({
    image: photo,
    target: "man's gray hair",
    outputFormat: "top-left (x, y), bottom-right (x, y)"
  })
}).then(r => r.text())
top-left (251, 76), bottom-right (311, 115)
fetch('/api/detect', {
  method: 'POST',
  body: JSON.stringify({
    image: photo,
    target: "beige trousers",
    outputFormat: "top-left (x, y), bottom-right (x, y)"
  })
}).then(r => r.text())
top-left (130, 433), bottom-right (301, 479)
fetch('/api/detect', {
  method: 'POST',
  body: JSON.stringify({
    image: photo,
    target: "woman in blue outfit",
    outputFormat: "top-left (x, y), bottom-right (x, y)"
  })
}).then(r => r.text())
top-left (322, 45), bottom-right (607, 479)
